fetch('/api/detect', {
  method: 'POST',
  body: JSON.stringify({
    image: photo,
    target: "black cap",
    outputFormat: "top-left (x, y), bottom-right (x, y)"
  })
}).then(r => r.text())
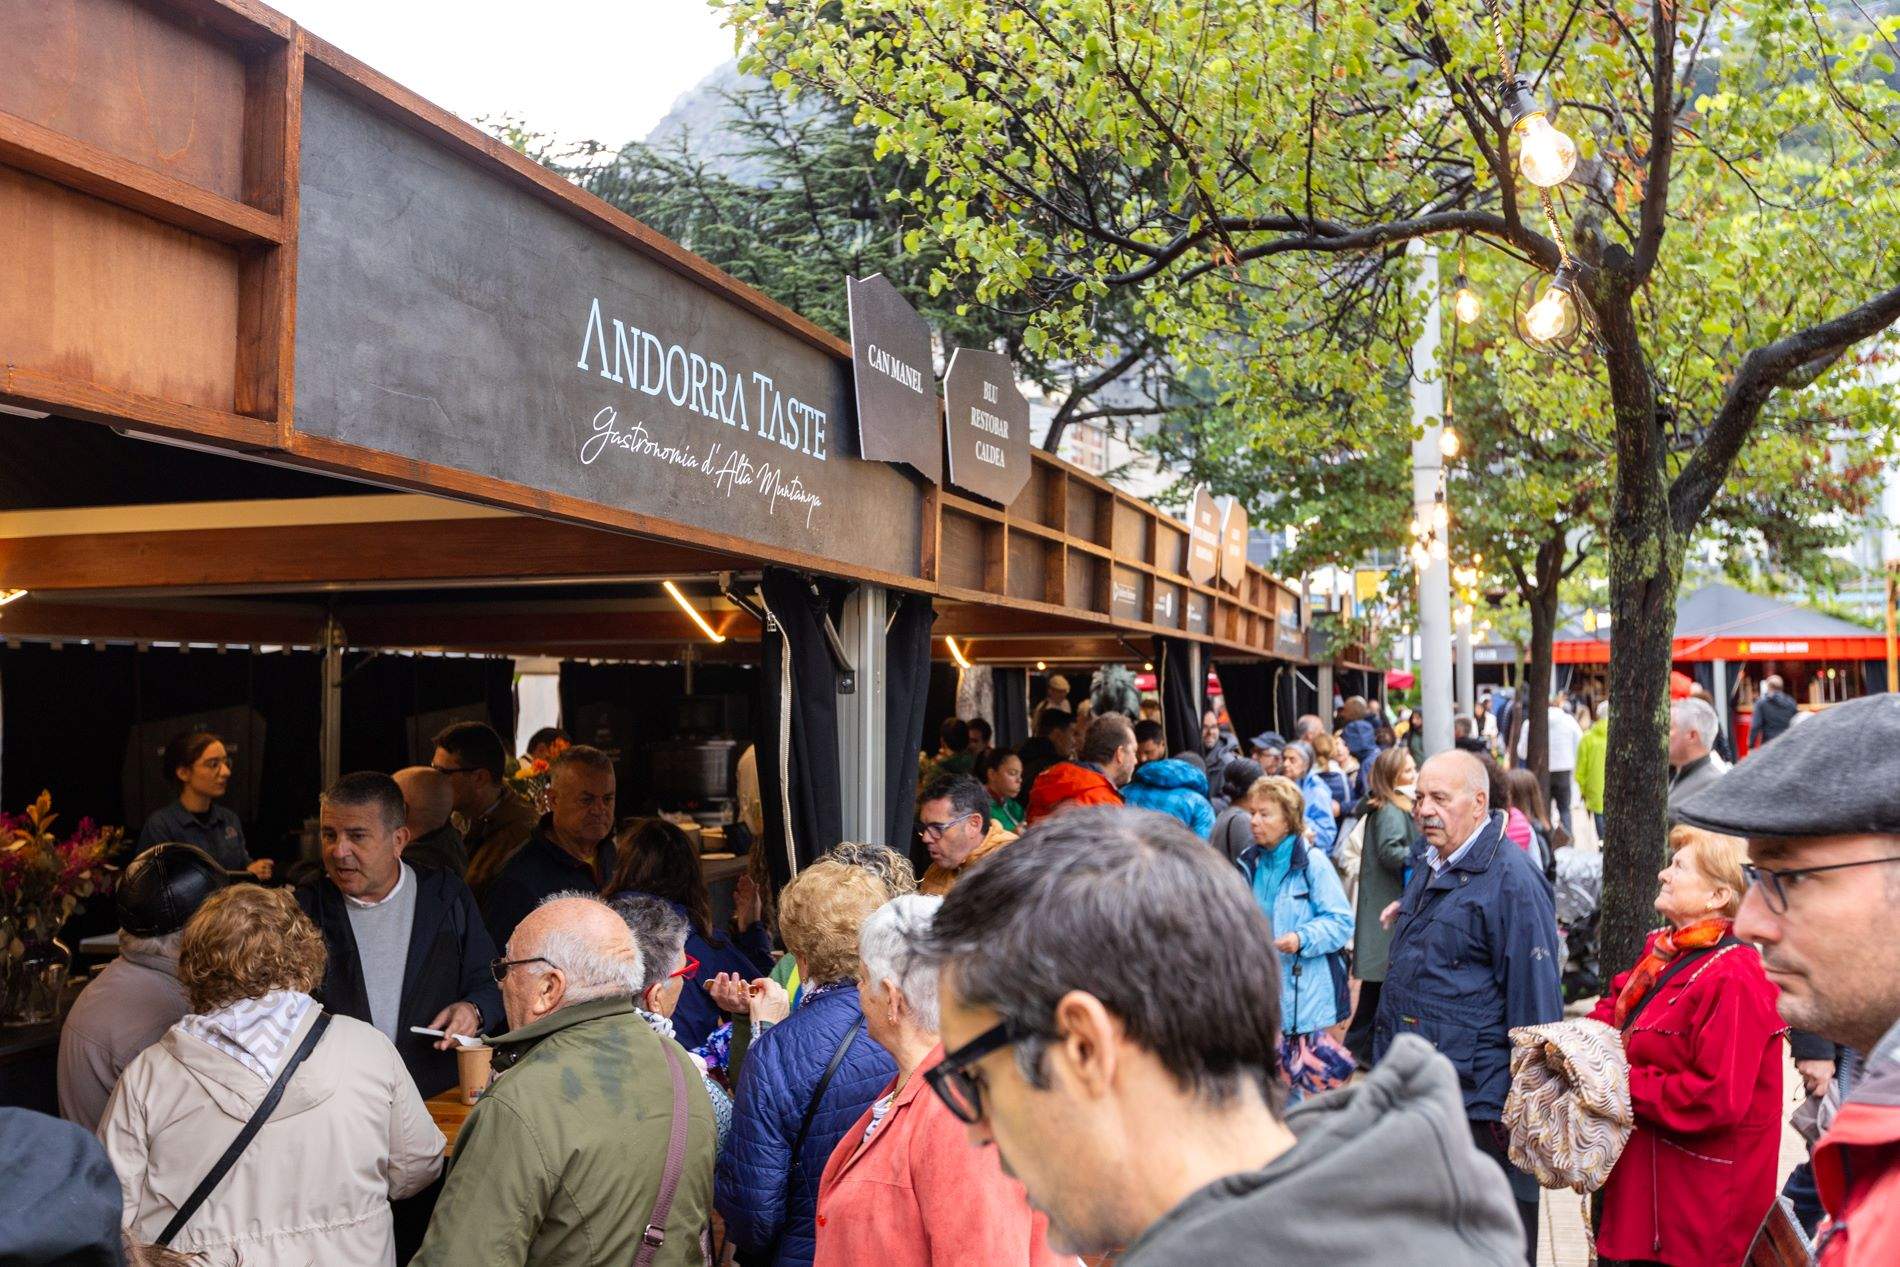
top-left (115, 843), bottom-right (228, 937)
top-left (1675, 694), bottom-right (1900, 838)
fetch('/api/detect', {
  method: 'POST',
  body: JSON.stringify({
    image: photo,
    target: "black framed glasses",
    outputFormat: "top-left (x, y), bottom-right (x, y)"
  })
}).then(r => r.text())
top-left (490, 955), bottom-right (556, 982)
top-left (925, 1020), bottom-right (1022, 1124)
top-left (1743, 856), bottom-right (1900, 915)
top-left (918, 814), bottom-right (981, 841)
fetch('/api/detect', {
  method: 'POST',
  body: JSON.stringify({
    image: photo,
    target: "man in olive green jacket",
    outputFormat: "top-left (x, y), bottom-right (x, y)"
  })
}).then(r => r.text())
top-left (414, 896), bottom-right (715, 1267)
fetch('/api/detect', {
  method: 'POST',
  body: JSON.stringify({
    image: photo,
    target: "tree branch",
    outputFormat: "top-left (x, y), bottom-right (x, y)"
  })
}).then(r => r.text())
top-left (1630, 0), bottom-right (1677, 283)
top-left (1669, 282), bottom-right (1900, 533)
top-left (1041, 343), bottom-right (1153, 452)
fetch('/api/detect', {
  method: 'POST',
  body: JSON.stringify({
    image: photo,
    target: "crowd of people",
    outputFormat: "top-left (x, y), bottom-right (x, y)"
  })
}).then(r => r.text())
top-left (9, 673), bottom-right (1899, 1267)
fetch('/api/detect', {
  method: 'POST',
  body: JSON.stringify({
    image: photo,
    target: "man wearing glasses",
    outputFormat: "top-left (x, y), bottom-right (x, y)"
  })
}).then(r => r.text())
top-left (917, 807), bottom-right (1525, 1264)
top-left (415, 894), bottom-right (716, 1267)
top-left (1678, 694), bottom-right (1900, 1266)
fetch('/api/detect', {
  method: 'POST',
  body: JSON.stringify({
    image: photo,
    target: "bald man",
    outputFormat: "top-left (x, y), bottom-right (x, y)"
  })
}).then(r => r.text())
top-left (1373, 750), bottom-right (1562, 1264)
top-left (395, 766), bottom-right (468, 878)
top-left (414, 895), bottom-right (717, 1267)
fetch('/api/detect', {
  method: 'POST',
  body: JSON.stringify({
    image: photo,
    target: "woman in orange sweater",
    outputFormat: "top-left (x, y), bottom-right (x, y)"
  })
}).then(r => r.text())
top-left (814, 895), bottom-right (1072, 1267)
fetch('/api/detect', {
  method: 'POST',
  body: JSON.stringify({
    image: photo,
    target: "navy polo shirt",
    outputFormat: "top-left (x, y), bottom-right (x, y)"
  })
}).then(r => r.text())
top-left (136, 799), bottom-right (249, 870)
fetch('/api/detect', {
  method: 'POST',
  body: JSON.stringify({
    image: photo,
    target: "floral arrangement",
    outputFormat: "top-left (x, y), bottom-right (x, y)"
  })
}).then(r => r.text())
top-left (1, 792), bottom-right (124, 955)
top-left (506, 738), bottom-right (568, 813)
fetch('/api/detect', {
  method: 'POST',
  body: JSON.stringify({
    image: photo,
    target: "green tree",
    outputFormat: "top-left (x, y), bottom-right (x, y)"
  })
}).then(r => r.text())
top-left (729, 0), bottom-right (1900, 973)
top-left (518, 83), bottom-right (1173, 449)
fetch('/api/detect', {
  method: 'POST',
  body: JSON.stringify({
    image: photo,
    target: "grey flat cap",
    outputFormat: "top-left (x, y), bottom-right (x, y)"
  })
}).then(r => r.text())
top-left (1675, 693), bottom-right (1900, 838)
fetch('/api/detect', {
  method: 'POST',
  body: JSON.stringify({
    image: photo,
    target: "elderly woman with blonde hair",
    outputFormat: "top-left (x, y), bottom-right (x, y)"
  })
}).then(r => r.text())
top-left (715, 861), bottom-right (900, 1267)
top-left (1584, 826), bottom-right (1786, 1267)
top-left (100, 885), bottom-right (443, 1266)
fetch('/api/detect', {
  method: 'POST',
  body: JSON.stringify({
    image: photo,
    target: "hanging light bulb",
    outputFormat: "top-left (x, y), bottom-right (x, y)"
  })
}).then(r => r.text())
top-left (1439, 429), bottom-right (1462, 459)
top-left (1503, 75), bottom-right (1578, 188)
top-left (1430, 501), bottom-right (1449, 533)
top-left (1522, 265), bottom-right (1582, 345)
top-left (1452, 274), bottom-right (1483, 325)
top-left (1429, 537), bottom-right (1448, 562)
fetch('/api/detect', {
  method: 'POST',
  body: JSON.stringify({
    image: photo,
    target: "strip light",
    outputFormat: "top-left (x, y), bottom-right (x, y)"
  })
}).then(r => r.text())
top-left (945, 635), bottom-right (972, 669)
top-left (662, 580), bottom-right (725, 644)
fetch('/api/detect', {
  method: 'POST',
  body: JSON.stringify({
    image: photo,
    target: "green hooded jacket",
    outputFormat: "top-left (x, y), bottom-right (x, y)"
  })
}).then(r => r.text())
top-left (1576, 720), bottom-right (1608, 814)
top-left (413, 996), bottom-right (715, 1267)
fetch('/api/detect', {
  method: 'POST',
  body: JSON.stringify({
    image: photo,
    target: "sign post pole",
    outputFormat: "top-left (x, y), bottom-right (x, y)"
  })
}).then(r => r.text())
top-left (836, 584), bottom-right (888, 844)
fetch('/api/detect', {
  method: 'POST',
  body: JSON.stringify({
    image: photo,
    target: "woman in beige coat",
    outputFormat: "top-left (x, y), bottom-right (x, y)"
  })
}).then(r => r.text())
top-left (100, 885), bottom-right (444, 1266)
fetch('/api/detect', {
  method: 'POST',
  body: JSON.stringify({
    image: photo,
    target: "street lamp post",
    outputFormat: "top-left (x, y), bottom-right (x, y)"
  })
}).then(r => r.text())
top-left (1409, 240), bottom-right (1455, 756)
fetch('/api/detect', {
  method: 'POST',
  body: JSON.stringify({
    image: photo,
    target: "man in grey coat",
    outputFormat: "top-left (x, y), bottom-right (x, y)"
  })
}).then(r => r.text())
top-left (57, 844), bottom-right (226, 1131)
top-left (1667, 696), bottom-right (1725, 824)
top-left (922, 807), bottom-right (1525, 1266)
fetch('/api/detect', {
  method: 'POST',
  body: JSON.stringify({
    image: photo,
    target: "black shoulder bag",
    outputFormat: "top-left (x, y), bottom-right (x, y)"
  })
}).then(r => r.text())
top-left (746, 1018), bottom-right (861, 1266)
top-left (157, 1010), bottom-right (334, 1247)
top-left (1619, 937), bottom-right (1743, 1031)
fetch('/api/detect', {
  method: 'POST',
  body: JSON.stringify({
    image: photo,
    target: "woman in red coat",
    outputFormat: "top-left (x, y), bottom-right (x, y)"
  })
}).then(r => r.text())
top-left (815, 895), bottom-right (1071, 1267)
top-left (1587, 826), bottom-right (1786, 1266)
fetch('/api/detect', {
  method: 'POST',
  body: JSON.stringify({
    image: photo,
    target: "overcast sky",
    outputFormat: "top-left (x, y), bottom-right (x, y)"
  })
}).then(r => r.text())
top-left (273, 1), bottom-right (733, 147)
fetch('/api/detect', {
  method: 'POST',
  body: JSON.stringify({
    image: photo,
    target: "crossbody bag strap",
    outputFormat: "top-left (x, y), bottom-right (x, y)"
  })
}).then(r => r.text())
top-left (634, 1038), bottom-right (693, 1267)
top-left (158, 1010), bottom-right (333, 1247)
top-left (761, 1018), bottom-right (861, 1260)
top-left (1620, 937), bottom-right (1743, 1032)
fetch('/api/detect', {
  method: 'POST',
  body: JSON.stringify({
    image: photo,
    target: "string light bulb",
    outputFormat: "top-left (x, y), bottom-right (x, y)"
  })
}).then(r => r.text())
top-left (1439, 429), bottom-right (1462, 459)
top-left (1523, 266), bottom-right (1582, 344)
top-left (1452, 274), bottom-right (1483, 325)
top-left (1503, 75), bottom-right (1578, 188)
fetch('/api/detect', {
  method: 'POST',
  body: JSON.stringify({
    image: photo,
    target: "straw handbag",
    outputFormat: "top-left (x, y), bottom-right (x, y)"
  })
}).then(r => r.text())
top-left (1502, 1017), bottom-right (1634, 1193)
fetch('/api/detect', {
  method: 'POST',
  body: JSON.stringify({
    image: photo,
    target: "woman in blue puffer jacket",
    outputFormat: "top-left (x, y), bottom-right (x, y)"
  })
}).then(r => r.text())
top-left (716, 861), bottom-right (896, 1267)
top-left (1239, 775), bottom-right (1354, 1103)
top-left (1121, 755), bottom-right (1216, 838)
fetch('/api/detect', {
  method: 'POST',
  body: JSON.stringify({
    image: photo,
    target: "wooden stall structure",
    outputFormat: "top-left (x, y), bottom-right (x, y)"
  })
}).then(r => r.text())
top-left (0, 0), bottom-right (1305, 672)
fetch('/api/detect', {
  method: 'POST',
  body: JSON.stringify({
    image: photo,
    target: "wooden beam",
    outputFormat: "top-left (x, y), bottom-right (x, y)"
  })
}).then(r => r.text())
top-left (0, 515), bottom-right (746, 592)
top-left (0, 111), bottom-right (286, 245)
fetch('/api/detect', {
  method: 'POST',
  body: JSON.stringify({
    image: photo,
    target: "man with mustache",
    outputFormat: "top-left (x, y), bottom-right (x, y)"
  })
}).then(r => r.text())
top-left (1677, 694), bottom-right (1900, 1266)
top-left (1374, 749), bottom-right (1562, 1265)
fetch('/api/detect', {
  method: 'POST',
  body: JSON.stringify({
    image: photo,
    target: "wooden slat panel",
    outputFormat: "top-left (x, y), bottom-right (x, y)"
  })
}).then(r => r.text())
top-left (1067, 479), bottom-right (1101, 542)
top-left (234, 39), bottom-right (301, 421)
top-left (937, 511), bottom-right (988, 592)
top-left (0, 0), bottom-right (251, 200)
top-left (0, 165), bottom-right (240, 411)
top-left (0, 112), bottom-right (285, 244)
top-left (1007, 530), bottom-right (1050, 604)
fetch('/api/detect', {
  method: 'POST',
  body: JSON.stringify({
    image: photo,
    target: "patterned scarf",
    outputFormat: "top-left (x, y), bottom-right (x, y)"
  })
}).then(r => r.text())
top-left (1611, 917), bottom-right (1731, 1028)
top-left (177, 989), bottom-right (317, 1083)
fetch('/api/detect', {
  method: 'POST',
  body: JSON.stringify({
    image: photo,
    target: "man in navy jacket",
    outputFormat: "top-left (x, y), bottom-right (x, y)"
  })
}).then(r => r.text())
top-left (1374, 749), bottom-right (1562, 1265)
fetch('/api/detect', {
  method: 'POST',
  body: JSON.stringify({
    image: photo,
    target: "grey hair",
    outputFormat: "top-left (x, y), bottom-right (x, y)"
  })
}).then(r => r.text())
top-left (822, 841), bottom-right (918, 898)
top-left (531, 891), bottom-right (645, 1004)
top-left (859, 895), bottom-right (945, 1032)
top-left (1671, 697), bottom-right (1718, 746)
top-left (1284, 741), bottom-right (1316, 772)
top-left (610, 894), bottom-right (691, 995)
top-left (120, 930), bottom-right (183, 960)
top-left (1596, 701), bottom-right (1610, 719)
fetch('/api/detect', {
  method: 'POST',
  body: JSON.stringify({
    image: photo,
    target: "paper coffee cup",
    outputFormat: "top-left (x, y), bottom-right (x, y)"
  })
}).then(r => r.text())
top-left (456, 1044), bottom-right (494, 1104)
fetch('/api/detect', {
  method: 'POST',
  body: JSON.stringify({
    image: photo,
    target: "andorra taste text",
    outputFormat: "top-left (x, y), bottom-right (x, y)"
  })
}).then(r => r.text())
top-left (580, 406), bottom-right (823, 529)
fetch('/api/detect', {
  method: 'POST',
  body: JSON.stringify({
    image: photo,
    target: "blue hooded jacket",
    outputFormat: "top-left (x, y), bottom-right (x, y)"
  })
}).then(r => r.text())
top-left (1372, 811), bottom-right (1563, 1120)
top-left (715, 981), bottom-right (896, 1266)
top-left (1294, 768), bottom-right (1338, 855)
top-left (1240, 834), bottom-right (1354, 1035)
top-left (1122, 758), bottom-right (1216, 838)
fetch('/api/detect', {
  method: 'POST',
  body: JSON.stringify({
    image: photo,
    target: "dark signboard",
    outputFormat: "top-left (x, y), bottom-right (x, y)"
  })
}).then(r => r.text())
top-left (847, 274), bottom-right (940, 483)
top-left (1110, 566), bottom-right (1144, 624)
top-left (1185, 590), bottom-right (1210, 635)
top-left (1274, 589), bottom-right (1306, 658)
top-left (1218, 497), bottom-right (1249, 590)
top-left (1152, 583), bottom-right (1180, 627)
top-left (1186, 486), bottom-right (1221, 585)
top-left (292, 81), bottom-right (922, 577)
top-left (942, 347), bottom-right (1031, 507)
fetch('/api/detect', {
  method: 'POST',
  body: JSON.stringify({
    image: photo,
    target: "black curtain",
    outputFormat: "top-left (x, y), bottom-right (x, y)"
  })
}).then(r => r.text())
top-left (757, 568), bottom-right (849, 890)
top-left (1214, 659), bottom-right (1275, 747)
top-left (1865, 660), bottom-right (1888, 695)
top-left (1276, 664), bottom-right (1301, 736)
top-left (883, 592), bottom-right (936, 850)
top-left (992, 667), bottom-right (1029, 750)
top-left (1159, 637), bottom-right (1201, 755)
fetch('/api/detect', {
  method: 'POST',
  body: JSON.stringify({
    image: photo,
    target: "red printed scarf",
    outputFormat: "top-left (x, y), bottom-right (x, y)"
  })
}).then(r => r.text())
top-left (1612, 917), bottom-right (1731, 1028)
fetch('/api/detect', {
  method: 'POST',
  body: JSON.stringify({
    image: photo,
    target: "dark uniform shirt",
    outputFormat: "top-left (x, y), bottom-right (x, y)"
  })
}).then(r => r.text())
top-left (403, 822), bottom-right (468, 878)
top-left (136, 800), bottom-right (249, 871)
top-left (481, 819), bottom-right (616, 952)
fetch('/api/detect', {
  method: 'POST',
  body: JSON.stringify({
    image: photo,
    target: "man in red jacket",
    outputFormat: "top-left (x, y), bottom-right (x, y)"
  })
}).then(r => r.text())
top-left (1025, 715), bottom-right (1135, 823)
top-left (1677, 694), bottom-right (1900, 1266)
